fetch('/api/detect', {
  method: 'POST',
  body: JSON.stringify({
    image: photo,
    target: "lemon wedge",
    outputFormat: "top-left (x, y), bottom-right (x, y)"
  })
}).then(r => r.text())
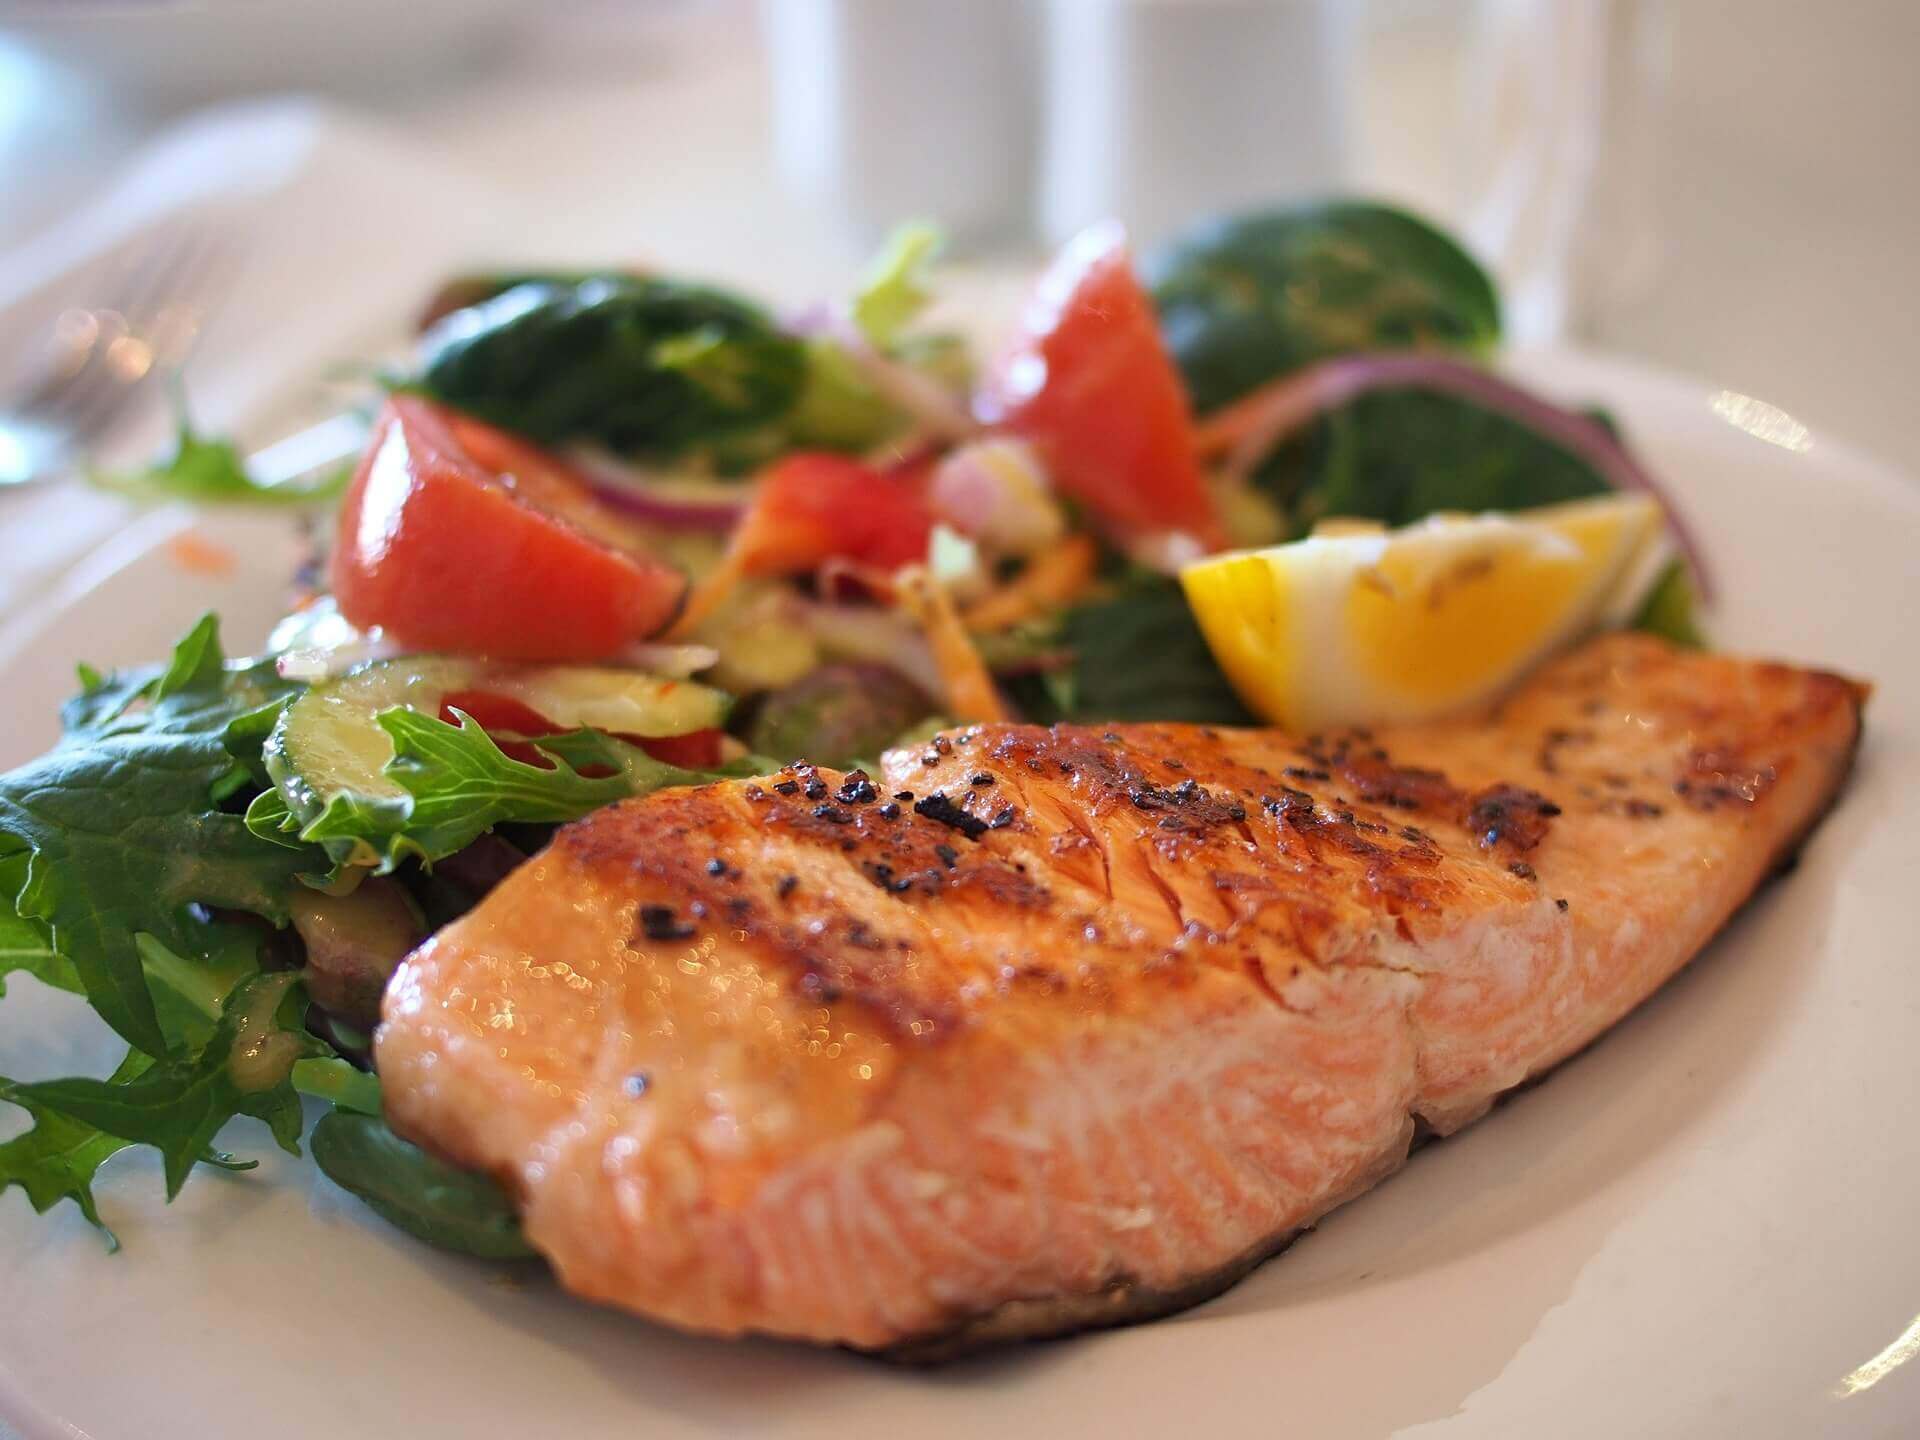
top-left (1180, 494), bottom-right (1668, 731)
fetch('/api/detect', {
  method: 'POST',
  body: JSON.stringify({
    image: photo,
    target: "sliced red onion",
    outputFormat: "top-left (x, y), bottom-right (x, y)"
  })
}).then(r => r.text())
top-left (783, 299), bottom-right (834, 335)
top-left (568, 450), bottom-right (747, 533)
top-left (1195, 353), bottom-right (1714, 597)
top-left (816, 310), bottom-right (978, 442)
top-left (928, 438), bottom-right (1066, 557)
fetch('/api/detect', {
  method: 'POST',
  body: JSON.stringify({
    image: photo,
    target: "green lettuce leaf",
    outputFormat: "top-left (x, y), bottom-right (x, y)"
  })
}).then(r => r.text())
top-left (0, 850), bottom-right (77, 999)
top-left (276, 705), bottom-right (750, 873)
top-left (9, 972), bottom-right (317, 1199)
top-left (349, 712), bottom-right (727, 865)
top-left (1002, 577), bottom-right (1255, 726)
top-left (851, 222), bottom-right (941, 345)
top-left (785, 223), bottom-right (953, 454)
top-left (0, 617), bottom-right (321, 1055)
top-left (92, 414), bottom-right (346, 507)
top-left (0, 1054), bottom-right (144, 1249)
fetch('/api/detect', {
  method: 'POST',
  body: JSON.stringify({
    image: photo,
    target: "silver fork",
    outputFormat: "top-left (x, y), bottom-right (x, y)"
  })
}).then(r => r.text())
top-left (0, 213), bottom-right (232, 488)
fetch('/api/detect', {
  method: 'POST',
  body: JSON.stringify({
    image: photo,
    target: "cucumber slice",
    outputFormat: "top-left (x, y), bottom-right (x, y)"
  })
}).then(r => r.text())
top-left (266, 657), bottom-right (729, 860)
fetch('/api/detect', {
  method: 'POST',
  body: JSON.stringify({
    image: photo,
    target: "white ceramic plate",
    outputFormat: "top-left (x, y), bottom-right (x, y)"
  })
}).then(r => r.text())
top-left (2, 350), bottom-right (1918, 1440)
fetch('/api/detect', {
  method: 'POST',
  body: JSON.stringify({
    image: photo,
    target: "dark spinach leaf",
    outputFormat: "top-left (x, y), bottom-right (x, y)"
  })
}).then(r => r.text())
top-left (1005, 578), bottom-right (1254, 726)
top-left (1260, 387), bottom-right (1612, 534)
top-left (415, 275), bottom-right (807, 464)
top-left (1147, 201), bottom-right (1501, 413)
top-left (311, 1109), bottom-right (534, 1260)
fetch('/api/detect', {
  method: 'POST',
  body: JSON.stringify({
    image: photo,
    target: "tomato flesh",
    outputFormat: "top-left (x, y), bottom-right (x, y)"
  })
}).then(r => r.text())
top-left (332, 397), bottom-right (687, 661)
top-left (977, 221), bottom-right (1223, 551)
top-left (439, 689), bottom-right (722, 770)
top-left (634, 729), bottom-right (724, 768)
top-left (730, 451), bottom-right (935, 578)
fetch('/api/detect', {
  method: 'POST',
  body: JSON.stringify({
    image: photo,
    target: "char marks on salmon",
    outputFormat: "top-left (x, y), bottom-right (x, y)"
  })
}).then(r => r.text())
top-left (376, 635), bottom-right (1866, 1353)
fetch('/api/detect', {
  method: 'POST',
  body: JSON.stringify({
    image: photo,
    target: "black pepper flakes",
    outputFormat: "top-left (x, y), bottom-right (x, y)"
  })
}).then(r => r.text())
top-left (623, 1072), bottom-right (650, 1098)
top-left (1556, 898), bottom-right (1570, 912)
top-left (639, 905), bottom-right (696, 941)
top-left (934, 843), bottom-right (959, 869)
top-left (988, 807), bottom-right (1017, 829)
top-left (705, 858), bottom-right (730, 877)
top-left (836, 771), bottom-right (878, 805)
top-left (970, 771), bottom-right (995, 787)
top-left (773, 779), bottom-right (800, 796)
top-left (1509, 861), bottom-right (1538, 881)
top-left (914, 792), bottom-right (990, 839)
top-left (802, 775), bottom-right (828, 800)
top-left (776, 875), bottom-right (799, 899)
top-left (864, 862), bottom-right (914, 895)
top-left (877, 801), bottom-right (901, 820)
top-left (812, 803), bottom-right (854, 824)
top-left (893, 790), bottom-right (915, 802)
top-left (744, 785), bottom-right (767, 802)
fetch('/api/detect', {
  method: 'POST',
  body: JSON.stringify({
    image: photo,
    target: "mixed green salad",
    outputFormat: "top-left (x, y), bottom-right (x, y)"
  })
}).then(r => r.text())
top-left (0, 199), bottom-right (1702, 1256)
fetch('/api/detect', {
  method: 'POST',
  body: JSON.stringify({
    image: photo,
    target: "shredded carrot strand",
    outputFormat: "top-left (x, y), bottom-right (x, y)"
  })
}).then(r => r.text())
top-left (662, 552), bottom-right (746, 641)
top-left (898, 568), bottom-right (1007, 723)
top-left (959, 533), bottom-right (1101, 634)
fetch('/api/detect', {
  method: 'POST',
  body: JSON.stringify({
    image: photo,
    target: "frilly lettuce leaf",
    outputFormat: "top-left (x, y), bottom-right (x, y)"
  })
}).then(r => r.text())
top-left (91, 413), bottom-right (346, 507)
top-left (7, 972), bottom-right (318, 1201)
top-left (852, 221), bottom-right (942, 346)
top-left (274, 710), bottom-right (744, 873)
top-left (0, 616), bottom-right (321, 1055)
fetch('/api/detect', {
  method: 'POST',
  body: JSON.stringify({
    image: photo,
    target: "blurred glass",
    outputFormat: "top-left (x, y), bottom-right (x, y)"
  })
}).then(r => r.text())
top-left (761, 0), bottom-right (1666, 344)
top-left (1356, 0), bottom-right (1668, 345)
top-left (1038, 0), bottom-right (1356, 252)
top-left (761, 0), bottom-right (1038, 250)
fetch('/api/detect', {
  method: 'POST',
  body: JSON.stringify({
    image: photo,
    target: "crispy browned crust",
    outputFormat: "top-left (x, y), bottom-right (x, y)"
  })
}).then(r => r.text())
top-left (380, 636), bottom-right (1868, 1357)
top-left (873, 1226), bottom-right (1312, 1366)
top-left (869, 691), bottom-right (1868, 1362)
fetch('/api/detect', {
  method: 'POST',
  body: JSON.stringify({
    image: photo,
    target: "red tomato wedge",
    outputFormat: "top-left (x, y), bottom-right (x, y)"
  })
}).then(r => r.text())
top-left (632, 728), bottom-right (725, 768)
top-left (730, 451), bottom-right (936, 578)
top-left (331, 397), bottom-right (687, 661)
top-left (976, 221), bottom-right (1224, 552)
top-left (439, 690), bottom-right (723, 769)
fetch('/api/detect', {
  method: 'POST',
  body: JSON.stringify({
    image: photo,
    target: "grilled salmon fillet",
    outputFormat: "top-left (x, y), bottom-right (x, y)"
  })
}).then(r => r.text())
top-left (376, 634), bottom-right (1865, 1355)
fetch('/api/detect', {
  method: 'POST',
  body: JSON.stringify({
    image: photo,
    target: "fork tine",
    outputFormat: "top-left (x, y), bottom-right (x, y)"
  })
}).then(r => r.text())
top-left (23, 216), bottom-right (230, 451)
top-left (113, 216), bottom-right (225, 341)
top-left (12, 222), bottom-right (199, 426)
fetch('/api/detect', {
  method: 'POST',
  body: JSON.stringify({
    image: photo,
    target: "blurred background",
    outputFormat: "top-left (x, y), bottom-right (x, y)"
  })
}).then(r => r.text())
top-left (0, 0), bottom-right (1916, 468)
